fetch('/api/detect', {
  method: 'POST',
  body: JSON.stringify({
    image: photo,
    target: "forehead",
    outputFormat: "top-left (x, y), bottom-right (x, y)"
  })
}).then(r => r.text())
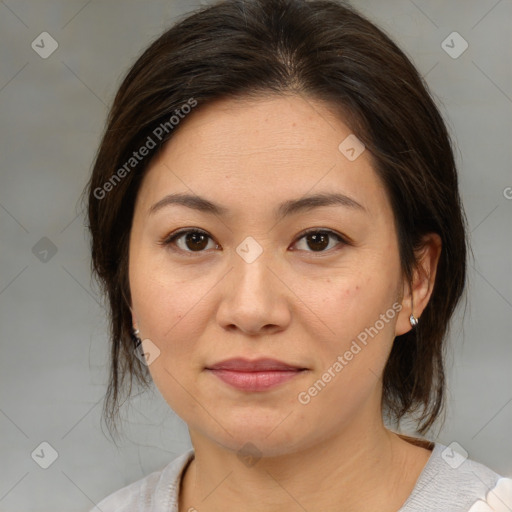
top-left (136, 95), bottom-right (389, 220)
top-left (159, 94), bottom-right (357, 163)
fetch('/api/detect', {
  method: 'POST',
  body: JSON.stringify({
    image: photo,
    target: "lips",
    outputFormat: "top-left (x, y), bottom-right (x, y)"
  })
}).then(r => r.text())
top-left (206, 358), bottom-right (308, 392)
top-left (207, 357), bottom-right (306, 372)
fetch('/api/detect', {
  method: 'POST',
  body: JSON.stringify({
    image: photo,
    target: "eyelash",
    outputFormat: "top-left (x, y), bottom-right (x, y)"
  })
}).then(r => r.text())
top-left (159, 228), bottom-right (350, 256)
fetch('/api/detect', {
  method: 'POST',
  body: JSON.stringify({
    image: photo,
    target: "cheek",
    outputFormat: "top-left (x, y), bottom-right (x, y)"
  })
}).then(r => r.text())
top-left (129, 263), bottom-right (211, 414)
top-left (300, 269), bottom-right (399, 392)
top-left (296, 283), bottom-right (397, 426)
top-left (131, 270), bottom-right (206, 350)
top-left (312, 267), bottom-right (398, 343)
top-left (129, 253), bottom-right (225, 402)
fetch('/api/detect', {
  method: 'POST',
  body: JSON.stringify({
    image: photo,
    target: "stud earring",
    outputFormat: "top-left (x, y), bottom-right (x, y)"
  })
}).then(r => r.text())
top-left (131, 327), bottom-right (141, 345)
top-left (409, 314), bottom-right (419, 327)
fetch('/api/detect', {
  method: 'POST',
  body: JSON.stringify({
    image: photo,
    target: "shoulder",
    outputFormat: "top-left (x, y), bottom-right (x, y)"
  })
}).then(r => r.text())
top-left (401, 443), bottom-right (512, 512)
top-left (89, 449), bottom-right (194, 512)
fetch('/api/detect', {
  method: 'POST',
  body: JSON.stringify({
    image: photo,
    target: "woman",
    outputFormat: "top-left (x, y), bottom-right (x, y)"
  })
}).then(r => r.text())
top-left (85, 0), bottom-right (512, 510)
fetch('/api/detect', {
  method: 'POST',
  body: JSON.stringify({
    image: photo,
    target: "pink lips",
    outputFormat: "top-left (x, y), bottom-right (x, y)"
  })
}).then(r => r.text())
top-left (206, 358), bottom-right (307, 392)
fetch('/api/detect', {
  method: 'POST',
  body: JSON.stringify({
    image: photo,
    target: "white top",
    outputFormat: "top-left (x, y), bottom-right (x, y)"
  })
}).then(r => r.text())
top-left (90, 443), bottom-right (512, 511)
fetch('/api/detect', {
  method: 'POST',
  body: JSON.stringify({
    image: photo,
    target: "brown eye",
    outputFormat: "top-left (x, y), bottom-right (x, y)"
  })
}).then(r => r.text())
top-left (163, 229), bottom-right (218, 253)
top-left (161, 228), bottom-right (347, 256)
top-left (181, 231), bottom-right (210, 251)
top-left (293, 230), bottom-right (347, 253)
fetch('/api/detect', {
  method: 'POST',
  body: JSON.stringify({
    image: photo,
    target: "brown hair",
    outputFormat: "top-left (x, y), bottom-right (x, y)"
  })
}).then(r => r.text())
top-left (84, 0), bottom-right (468, 440)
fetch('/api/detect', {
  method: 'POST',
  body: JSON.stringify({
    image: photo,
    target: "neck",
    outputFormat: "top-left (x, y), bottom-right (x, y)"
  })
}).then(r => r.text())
top-left (179, 408), bottom-right (431, 512)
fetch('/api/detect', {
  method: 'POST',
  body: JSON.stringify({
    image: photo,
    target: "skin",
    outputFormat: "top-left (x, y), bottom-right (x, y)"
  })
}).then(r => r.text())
top-left (128, 94), bottom-right (442, 512)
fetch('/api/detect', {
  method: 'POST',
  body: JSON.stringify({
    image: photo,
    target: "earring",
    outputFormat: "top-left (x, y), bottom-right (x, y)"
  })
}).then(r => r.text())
top-left (131, 327), bottom-right (142, 345)
top-left (409, 314), bottom-right (419, 327)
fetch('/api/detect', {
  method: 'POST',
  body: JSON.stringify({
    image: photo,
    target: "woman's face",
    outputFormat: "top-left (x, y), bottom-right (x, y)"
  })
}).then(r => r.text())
top-left (128, 94), bottom-right (412, 456)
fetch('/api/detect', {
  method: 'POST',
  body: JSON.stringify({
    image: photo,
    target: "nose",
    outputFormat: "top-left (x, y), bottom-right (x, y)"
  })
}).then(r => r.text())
top-left (215, 244), bottom-right (292, 336)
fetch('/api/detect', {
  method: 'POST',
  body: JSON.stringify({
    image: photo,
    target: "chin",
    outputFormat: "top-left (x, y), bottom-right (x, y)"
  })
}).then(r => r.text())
top-left (218, 434), bottom-right (303, 459)
top-left (191, 412), bottom-right (311, 458)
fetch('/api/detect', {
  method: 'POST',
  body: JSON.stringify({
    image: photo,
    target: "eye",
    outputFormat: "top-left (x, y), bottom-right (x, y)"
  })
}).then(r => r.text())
top-left (292, 229), bottom-right (348, 253)
top-left (159, 228), bottom-right (349, 255)
top-left (160, 228), bottom-right (218, 254)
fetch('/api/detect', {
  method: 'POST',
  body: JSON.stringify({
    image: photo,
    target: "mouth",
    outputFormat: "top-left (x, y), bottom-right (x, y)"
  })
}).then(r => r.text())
top-left (205, 357), bottom-right (308, 392)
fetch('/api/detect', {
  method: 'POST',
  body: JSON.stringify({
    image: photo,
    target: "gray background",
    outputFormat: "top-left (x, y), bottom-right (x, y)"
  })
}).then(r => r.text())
top-left (0, 0), bottom-right (511, 510)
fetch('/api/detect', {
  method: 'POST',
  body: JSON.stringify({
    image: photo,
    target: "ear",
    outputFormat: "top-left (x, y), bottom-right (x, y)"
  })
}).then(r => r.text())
top-left (395, 233), bottom-right (442, 336)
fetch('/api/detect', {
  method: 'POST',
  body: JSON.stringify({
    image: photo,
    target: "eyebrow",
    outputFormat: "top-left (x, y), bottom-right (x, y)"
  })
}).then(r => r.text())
top-left (148, 191), bottom-right (367, 220)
